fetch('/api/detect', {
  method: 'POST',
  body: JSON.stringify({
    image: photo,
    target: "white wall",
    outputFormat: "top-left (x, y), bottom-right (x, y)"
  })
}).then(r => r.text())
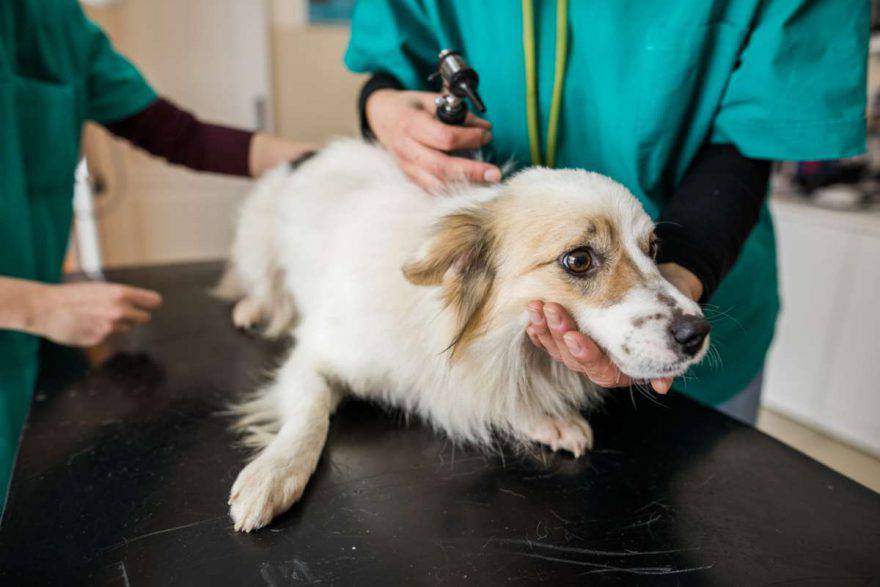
top-left (83, 0), bottom-right (271, 267)
top-left (270, 7), bottom-right (364, 142)
top-left (84, 0), bottom-right (362, 268)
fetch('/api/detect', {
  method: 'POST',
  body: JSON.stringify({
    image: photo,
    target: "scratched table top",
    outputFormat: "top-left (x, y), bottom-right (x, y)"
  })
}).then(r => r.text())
top-left (0, 262), bottom-right (878, 585)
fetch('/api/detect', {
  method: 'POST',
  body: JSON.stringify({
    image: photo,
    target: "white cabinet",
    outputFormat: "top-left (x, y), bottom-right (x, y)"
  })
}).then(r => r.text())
top-left (764, 196), bottom-right (880, 456)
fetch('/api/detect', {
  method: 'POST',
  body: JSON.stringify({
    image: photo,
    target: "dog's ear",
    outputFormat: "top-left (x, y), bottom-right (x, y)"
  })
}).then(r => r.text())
top-left (402, 206), bottom-right (493, 286)
top-left (403, 206), bottom-right (496, 353)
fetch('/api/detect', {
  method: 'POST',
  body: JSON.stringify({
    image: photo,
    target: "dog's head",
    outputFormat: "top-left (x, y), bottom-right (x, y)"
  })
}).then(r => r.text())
top-left (403, 168), bottom-right (710, 380)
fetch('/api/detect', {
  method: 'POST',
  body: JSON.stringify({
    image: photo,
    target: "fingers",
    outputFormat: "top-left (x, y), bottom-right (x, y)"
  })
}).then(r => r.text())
top-left (543, 304), bottom-right (591, 375)
top-left (464, 111), bottom-right (492, 129)
top-left (526, 301), bottom-right (562, 360)
top-left (526, 300), bottom-right (637, 389)
top-left (544, 303), bottom-right (622, 382)
top-left (406, 108), bottom-right (491, 152)
top-left (526, 300), bottom-right (676, 394)
top-left (103, 307), bottom-right (146, 339)
top-left (380, 91), bottom-right (501, 192)
top-left (412, 93), bottom-right (492, 129)
top-left (119, 305), bottom-right (152, 325)
top-left (118, 285), bottom-right (163, 309)
top-left (560, 330), bottom-right (632, 388)
top-left (111, 321), bottom-right (133, 334)
top-left (395, 137), bottom-right (501, 188)
top-left (400, 161), bottom-right (445, 193)
top-left (525, 325), bottom-right (544, 351)
top-left (99, 284), bottom-right (161, 338)
top-left (651, 378), bottom-right (673, 395)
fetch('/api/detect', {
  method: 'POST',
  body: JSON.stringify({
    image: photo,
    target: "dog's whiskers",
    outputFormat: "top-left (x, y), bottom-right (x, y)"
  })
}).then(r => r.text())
top-left (702, 304), bottom-right (744, 332)
top-left (631, 381), bottom-right (666, 408)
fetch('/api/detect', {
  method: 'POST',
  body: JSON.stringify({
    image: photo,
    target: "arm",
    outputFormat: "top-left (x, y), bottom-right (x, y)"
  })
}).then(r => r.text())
top-left (0, 278), bottom-right (42, 334)
top-left (358, 73), bottom-right (404, 141)
top-left (0, 277), bottom-right (162, 347)
top-left (526, 142), bottom-right (769, 393)
top-left (655, 143), bottom-right (771, 302)
top-left (102, 97), bottom-right (314, 178)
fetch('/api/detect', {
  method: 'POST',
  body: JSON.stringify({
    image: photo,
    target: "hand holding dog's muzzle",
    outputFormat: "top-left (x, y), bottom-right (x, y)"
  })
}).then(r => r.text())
top-left (525, 263), bottom-right (704, 394)
top-left (525, 301), bottom-right (674, 394)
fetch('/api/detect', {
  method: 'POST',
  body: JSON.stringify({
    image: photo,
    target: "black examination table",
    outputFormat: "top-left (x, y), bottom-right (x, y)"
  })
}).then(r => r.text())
top-left (1, 262), bottom-right (878, 584)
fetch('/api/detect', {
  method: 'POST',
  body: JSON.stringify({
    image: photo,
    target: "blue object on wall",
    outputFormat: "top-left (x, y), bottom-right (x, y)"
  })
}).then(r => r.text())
top-left (309, 0), bottom-right (355, 23)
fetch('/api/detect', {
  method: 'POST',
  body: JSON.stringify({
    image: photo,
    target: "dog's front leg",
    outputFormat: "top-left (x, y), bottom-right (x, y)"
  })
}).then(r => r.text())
top-left (515, 411), bottom-right (594, 458)
top-left (229, 354), bottom-right (337, 532)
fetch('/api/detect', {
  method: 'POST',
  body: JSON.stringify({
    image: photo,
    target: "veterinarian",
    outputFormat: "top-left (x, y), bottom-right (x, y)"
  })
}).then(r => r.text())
top-left (346, 1), bottom-right (867, 422)
top-left (0, 0), bottom-right (313, 507)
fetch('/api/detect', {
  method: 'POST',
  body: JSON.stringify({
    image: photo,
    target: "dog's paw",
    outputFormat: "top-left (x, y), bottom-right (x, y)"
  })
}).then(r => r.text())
top-left (232, 297), bottom-right (262, 331)
top-left (524, 414), bottom-right (594, 458)
top-left (228, 457), bottom-right (307, 532)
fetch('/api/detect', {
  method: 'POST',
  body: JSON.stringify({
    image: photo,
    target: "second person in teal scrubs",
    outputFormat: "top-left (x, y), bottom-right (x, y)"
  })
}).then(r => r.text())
top-left (0, 0), bottom-right (315, 510)
top-left (345, 0), bottom-right (869, 420)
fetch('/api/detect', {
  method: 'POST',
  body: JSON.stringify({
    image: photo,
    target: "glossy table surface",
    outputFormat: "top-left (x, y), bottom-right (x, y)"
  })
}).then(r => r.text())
top-left (1, 262), bottom-right (878, 585)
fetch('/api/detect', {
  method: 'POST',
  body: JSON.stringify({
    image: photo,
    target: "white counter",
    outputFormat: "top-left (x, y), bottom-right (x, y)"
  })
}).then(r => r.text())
top-left (764, 193), bottom-right (880, 456)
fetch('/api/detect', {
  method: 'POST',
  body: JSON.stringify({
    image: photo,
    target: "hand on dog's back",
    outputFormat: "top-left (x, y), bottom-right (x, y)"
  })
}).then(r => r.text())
top-left (365, 89), bottom-right (502, 193)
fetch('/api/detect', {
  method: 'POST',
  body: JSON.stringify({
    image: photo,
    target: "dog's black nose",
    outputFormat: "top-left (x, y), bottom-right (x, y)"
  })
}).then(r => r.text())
top-left (670, 314), bottom-right (711, 356)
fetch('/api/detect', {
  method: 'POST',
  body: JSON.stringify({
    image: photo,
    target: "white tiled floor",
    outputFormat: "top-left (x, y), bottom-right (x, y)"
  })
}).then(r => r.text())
top-left (757, 408), bottom-right (880, 494)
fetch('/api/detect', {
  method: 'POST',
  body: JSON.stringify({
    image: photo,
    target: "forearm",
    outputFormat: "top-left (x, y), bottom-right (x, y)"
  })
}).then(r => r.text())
top-left (0, 277), bottom-right (45, 335)
top-left (248, 132), bottom-right (317, 177)
top-left (655, 143), bottom-right (771, 302)
top-left (359, 73), bottom-right (404, 140)
top-left (102, 98), bottom-right (316, 177)
top-left (102, 97), bottom-right (253, 176)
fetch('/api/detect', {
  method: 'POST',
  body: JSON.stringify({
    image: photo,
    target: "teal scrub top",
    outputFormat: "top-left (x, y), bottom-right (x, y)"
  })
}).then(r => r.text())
top-left (345, 0), bottom-right (868, 405)
top-left (0, 0), bottom-right (156, 508)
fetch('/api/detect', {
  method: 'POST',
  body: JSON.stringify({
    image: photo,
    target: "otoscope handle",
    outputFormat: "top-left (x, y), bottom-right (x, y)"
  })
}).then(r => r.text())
top-left (435, 96), bottom-right (469, 126)
top-left (433, 94), bottom-right (477, 158)
top-left (432, 49), bottom-right (486, 159)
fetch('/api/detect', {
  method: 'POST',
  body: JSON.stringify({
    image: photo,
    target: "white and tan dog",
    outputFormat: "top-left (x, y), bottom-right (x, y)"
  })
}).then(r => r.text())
top-left (220, 139), bottom-right (710, 532)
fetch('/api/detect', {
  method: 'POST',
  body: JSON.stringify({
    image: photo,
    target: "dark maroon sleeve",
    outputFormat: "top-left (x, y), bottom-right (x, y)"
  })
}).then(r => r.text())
top-left (101, 97), bottom-right (254, 177)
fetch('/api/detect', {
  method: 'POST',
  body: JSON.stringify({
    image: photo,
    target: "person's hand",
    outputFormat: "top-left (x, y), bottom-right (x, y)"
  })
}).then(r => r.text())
top-left (657, 262), bottom-right (703, 302)
top-left (249, 133), bottom-right (318, 177)
top-left (365, 89), bottom-right (502, 192)
top-left (525, 263), bottom-right (702, 394)
top-left (28, 282), bottom-right (162, 347)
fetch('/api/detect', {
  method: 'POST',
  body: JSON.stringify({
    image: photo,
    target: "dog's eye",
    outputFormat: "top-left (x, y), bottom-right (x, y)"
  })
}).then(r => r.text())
top-left (561, 248), bottom-right (594, 275)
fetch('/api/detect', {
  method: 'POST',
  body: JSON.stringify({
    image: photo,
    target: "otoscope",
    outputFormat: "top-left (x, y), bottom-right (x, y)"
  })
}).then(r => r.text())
top-left (430, 49), bottom-right (486, 159)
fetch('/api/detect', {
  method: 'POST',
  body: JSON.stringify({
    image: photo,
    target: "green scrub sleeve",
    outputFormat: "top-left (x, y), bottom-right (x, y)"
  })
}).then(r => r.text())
top-left (710, 0), bottom-right (869, 161)
top-left (76, 4), bottom-right (157, 124)
top-left (343, 0), bottom-right (438, 90)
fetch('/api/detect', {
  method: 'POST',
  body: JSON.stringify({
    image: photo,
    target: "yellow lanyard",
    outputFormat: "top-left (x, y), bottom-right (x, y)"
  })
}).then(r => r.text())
top-left (522, 0), bottom-right (568, 168)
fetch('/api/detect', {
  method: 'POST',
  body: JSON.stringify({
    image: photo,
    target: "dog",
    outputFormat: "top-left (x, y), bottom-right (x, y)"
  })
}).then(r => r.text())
top-left (219, 139), bottom-right (710, 532)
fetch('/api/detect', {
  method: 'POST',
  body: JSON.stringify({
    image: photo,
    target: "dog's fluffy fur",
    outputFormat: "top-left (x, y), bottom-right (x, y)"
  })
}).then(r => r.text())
top-left (221, 139), bottom-right (708, 531)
